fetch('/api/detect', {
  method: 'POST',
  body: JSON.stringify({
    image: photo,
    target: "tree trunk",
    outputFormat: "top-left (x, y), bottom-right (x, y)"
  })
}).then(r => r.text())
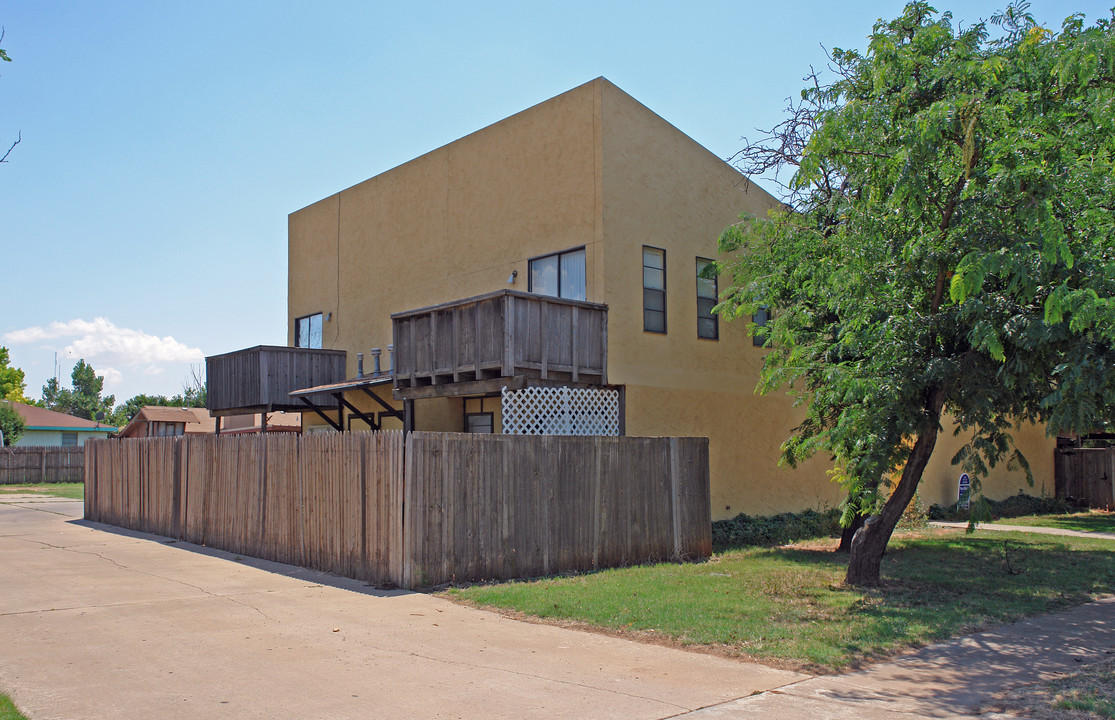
top-left (836, 513), bottom-right (866, 553)
top-left (846, 387), bottom-right (946, 586)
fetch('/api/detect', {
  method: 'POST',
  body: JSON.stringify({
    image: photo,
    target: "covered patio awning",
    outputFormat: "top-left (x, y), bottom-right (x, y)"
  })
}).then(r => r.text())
top-left (289, 373), bottom-right (407, 432)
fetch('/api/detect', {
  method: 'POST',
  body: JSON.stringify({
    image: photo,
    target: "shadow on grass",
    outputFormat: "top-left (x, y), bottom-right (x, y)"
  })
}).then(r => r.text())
top-left (741, 534), bottom-right (1115, 668)
top-left (1004, 514), bottom-right (1115, 534)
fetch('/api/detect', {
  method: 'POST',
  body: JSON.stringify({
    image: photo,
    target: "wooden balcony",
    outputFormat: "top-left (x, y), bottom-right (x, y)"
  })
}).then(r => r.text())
top-left (392, 290), bottom-right (607, 400)
top-left (206, 345), bottom-right (347, 416)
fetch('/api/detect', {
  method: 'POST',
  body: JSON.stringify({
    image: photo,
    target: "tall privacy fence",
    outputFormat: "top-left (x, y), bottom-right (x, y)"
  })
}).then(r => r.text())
top-left (84, 432), bottom-right (711, 589)
top-left (2, 446), bottom-right (85, 484)
top-left (1055, 446), bottom-right (1115, 510)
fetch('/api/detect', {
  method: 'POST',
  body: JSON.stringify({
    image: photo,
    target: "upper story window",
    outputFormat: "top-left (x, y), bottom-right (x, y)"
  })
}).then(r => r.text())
top-left (643, 246), bottom-right (666, 334)
top-left (295, 312), bottom-right (323, 349)
top-left (529, 247), bottom-right (586, 301)
top-left (696, 257), bottom-right (718, 340)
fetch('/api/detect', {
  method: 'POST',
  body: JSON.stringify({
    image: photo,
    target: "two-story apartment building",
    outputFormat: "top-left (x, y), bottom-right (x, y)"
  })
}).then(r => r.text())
top-left (215, 77), bottom-right (1053, 519)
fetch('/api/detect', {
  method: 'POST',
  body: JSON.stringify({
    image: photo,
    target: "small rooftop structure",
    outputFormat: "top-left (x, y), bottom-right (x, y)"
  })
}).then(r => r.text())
top-left (206, 345), bottom-right (346, 416)
top-left (118, 406), bottom-right (214, 438)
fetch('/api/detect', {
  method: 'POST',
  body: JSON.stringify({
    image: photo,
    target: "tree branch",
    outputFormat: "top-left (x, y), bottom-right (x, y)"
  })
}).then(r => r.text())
top-left (0, 130), bottom-right (19, 163)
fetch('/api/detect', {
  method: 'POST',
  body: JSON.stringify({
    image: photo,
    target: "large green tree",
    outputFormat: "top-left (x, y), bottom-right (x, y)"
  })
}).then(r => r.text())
top-left (717, 3), bottom-right (1115, 585)
top-left (0, 346), bottom-right (27, 401)
top-left (41, 359), bottom-right (116, 422)
top-left (0, 401), bottom-right (24, 445)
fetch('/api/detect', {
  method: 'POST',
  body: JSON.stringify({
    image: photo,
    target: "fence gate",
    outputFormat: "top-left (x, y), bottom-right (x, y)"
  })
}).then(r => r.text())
top-left (500, 386), bottom-right (620, 436)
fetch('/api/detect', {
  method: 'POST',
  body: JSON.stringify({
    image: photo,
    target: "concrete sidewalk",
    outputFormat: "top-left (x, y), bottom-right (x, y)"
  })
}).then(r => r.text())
top-left (685, 596), bottom-right (1115, 719)
top-left (930, 520), bottom-right (1115, 541)
top-left (1, 496), bottom-right (1112, 719)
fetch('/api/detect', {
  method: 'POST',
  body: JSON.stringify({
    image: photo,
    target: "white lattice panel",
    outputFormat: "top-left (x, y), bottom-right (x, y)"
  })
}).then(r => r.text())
top-left (501, 386), bottom-right (620, 436)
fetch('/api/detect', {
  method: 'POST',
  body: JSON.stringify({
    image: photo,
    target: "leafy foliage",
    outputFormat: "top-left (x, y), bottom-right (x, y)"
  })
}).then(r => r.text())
top-left (41, 359), bottom-right (115, 422)
top-left (717, 3), bottom-right (1115, 583)
top-left (107, 367), bottom-right (207, 427)
top-left (0, 401), bottom-right (25, 446)
top-left (0, 347), bottom-right (26, 401)
top-left (712, 508), bottom-right (841, 550)
top-left (928, 492), bottom-right (1081, 521)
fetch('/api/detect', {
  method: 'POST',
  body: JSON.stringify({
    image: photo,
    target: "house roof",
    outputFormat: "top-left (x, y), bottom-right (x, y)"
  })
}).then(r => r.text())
top-left (7, 401), bottom-right (118, 433)
top-left (135, 406), bottom-right (201, 423)
top-left (119, 406), bottom-right (217, 437)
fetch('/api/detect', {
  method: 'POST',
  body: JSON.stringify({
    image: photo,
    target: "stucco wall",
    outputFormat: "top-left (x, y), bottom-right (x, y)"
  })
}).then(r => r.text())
top-left (918, 420), bottom-right (1056, 508)
top-left (594, 80), bottom-right (843, 518)
top-left (288, 77), bottom-right (1058, 519)
top-left (289, 79), bottom-right (603, 369)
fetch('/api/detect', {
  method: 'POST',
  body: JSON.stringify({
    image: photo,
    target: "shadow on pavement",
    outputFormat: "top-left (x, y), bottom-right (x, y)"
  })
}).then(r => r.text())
top-left (68, 516), bottom-right (416, 601)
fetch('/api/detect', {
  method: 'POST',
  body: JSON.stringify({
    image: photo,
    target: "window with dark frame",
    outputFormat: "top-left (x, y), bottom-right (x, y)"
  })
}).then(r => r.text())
top-left (528, 247), bottom-right (586, 301)
top-left (464, 396), bottom-right (495, 434)
top-left (696, 257), bottom-right (718, 340)
top-left (752, 306), bottom-right (771, 347)
top-left (465, 412), bottom-right (494, 434)
top-left (643, 246), bottom-right (666, 333)
top-left (295, 312), bottom-right (323, 349)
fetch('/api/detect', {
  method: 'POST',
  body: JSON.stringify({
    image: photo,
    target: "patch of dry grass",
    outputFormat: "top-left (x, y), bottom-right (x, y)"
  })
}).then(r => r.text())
top-left (984, 654), bottom-right (1115, 719)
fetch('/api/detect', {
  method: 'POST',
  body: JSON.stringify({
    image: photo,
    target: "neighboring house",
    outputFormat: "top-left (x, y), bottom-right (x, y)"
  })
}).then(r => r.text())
top-left (8, 401), bottom-right (117, 447)
top-left (208, 77), bottom-right (1055, 518)
top-left (118, 406), bottom-right (301, 438)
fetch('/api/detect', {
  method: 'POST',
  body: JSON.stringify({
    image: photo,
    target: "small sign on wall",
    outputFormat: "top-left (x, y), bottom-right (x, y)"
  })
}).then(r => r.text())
top-left (958, 473), bottom-right (971, 510)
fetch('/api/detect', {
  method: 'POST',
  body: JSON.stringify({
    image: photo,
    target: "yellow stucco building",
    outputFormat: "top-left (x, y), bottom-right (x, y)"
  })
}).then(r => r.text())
top-left (284, 77), bottom-right (1053, 519)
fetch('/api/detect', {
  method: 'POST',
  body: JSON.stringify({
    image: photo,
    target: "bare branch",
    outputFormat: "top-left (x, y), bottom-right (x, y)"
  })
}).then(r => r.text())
top-left (0, 130), bottom-right (20, 163)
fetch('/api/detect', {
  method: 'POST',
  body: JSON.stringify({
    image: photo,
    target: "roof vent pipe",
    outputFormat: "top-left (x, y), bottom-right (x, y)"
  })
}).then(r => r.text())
top-left (371, 348), bottom-right (382, 376)
top-left (356, 353), bottom-right (364, 378)
top-left (387, 344), bottom-right (395, 375)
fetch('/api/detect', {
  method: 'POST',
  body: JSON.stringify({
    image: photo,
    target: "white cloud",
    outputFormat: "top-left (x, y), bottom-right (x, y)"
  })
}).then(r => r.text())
top-left (3, 318), bottom-right (204, 370)
top-left (99, 367), bottom-right (124, 390)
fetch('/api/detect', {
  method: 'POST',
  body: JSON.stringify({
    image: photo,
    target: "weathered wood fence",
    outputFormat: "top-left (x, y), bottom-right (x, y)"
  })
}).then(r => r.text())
top-left (2, 446), bottom-right (85, 484)
top-left (85, 432), bottom-right (710, 589)
top-left (1055, 446), bottom-right (1115, 509)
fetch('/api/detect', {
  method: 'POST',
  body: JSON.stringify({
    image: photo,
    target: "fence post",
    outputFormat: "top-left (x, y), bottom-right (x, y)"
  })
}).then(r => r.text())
top-left (669, 437), bottom-right (682, 561)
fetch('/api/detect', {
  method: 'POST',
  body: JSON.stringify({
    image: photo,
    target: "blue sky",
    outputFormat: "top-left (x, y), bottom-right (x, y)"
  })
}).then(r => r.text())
top-left (1, 1), bottom-right (1108, 404)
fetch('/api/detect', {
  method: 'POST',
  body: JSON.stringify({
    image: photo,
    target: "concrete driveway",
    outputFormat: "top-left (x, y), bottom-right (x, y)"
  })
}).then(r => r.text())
top-left (4, 495), bottom-right (1113, 719)
top-left (0, 496), bottom-right (803, 719)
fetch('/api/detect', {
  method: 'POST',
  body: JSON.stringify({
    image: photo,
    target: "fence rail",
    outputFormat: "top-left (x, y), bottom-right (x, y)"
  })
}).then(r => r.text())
top-left (2, 446), bottom-right (85, 484)
top-left (1055, 446), bottom-right (1115, 509)
top-left (84, 432), bottom-right (710, 589)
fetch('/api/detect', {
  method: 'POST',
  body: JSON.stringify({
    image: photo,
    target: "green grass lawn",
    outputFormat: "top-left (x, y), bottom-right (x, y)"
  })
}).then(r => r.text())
top-left (0, 692), bottom-right (29, 720)
top-left (989, 510), bottom-right (1115, 534)
top-left (446, 529), bottom-right (1115, 672)
top-left (0, 482), bottom-right (84, 500)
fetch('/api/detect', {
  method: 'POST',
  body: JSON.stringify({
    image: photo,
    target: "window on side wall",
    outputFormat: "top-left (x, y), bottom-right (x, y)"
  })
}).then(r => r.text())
top-left (696, 257), bottom-right (718, 340)
top-left (61, 432), bottom-right (78, 447)
top-left (643, 246), bottom-right (666, 333)
top-left (752, 306), bottom-right (771, 347)
top-left (295, 312), bottom-right (323, 349)
top-left (528, 247), bottom-right (586, 301)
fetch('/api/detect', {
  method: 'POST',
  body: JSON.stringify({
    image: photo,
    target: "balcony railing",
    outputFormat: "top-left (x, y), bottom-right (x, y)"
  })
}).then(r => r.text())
top-left (206, 345), bottom-right (347, 415)
top-left (392, 290), bottom-right (607, 399)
